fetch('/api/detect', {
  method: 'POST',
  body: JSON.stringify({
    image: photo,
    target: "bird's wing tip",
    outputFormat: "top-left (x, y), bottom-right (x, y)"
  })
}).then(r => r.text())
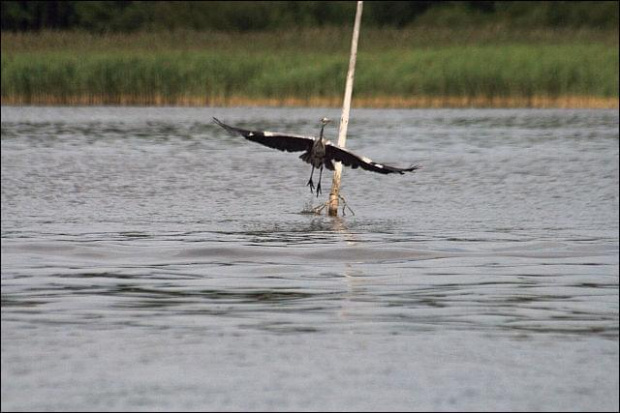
top-left (398, 164), bottom-right (421, 174)
top-left (213, 117), bottom-right (237, 135)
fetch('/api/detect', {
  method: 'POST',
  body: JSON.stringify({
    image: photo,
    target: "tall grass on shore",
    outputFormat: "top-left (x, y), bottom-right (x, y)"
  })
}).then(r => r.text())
top-left (2, 29), bottom-right (618, 108)
top-left (3, 27), bottom-right (618, 53)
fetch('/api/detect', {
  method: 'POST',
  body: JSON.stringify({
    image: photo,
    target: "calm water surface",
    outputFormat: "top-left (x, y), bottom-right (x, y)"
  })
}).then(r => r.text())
top-left (2, 107), bottom-right (619, 411)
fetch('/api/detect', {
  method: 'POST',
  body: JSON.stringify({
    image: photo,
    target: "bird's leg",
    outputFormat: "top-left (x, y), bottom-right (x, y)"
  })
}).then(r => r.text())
top-left (316, 167), bottom-right (323, 197)
top-left (306, 166), bottom-right (315, 193)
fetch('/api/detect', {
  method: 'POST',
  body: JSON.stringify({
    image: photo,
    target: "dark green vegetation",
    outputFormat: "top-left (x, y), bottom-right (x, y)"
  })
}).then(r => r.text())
top-left (1, 2), bottom-right (618, 108)
top-left (2, 1), bottom-right (618, 32)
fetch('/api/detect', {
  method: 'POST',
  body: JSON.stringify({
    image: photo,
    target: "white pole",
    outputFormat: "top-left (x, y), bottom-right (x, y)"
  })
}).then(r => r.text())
top-left (328, 1), bottom-right (363, 216)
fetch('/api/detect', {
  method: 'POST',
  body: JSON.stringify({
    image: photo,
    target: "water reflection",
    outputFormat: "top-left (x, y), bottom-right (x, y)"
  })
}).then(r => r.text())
top-left (3, 228), bottom-right (616, 337)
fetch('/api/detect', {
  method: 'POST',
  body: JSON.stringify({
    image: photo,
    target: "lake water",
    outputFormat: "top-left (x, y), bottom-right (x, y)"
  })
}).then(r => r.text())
top-left (1, 106), bottom-right (619, 411)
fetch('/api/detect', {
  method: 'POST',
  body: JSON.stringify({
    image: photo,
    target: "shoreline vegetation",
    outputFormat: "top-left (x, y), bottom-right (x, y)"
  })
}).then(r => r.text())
top-left (2, 95), bottom-right (617, 110)
top-left (2, 28), bottom-right (618, 109)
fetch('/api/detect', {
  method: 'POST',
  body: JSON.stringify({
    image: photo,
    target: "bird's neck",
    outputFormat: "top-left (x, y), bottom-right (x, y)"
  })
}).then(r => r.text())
top-left (319, 124), bottom-right (326, 140)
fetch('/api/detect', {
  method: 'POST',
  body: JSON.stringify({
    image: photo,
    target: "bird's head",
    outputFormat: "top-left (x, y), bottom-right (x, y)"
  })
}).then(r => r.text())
top-left (320, 117), bottom-right (332, 126)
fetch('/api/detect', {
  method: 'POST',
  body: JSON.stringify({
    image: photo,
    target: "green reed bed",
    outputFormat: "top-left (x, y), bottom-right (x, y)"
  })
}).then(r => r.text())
top-left (355, 45), bottom-right (618, 99)
top-left (1, 29), bottom-right (618, 107)
top-left (3, 27), bottom-right (618, 54)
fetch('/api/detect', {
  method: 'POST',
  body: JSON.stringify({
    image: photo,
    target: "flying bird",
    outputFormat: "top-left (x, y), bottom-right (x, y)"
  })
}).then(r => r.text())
top-left (213, 117), bottom-right (419, 196)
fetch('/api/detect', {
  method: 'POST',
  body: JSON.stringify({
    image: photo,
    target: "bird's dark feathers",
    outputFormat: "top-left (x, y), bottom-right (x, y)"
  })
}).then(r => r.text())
top-left (325, 143), bottom-right (419, 175)
top-left (213, 117), bottom-right (313, 153)
top-left (213, 117), bottom-right (419, 175)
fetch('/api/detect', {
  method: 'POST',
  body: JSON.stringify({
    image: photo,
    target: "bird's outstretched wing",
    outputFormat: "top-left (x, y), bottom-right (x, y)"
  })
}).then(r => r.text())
top-left (325, 142), bottom-right (419, 175)
top-left (213, 118), bottom-right (314, 153)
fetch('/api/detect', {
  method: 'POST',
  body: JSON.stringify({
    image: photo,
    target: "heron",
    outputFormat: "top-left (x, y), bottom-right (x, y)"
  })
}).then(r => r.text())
top-left (213, 117), bottom-right (419, 196)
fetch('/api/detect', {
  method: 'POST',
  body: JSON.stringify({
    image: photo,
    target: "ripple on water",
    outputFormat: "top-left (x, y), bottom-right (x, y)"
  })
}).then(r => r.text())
top-left (1, 107), bottom-right (618, 411)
